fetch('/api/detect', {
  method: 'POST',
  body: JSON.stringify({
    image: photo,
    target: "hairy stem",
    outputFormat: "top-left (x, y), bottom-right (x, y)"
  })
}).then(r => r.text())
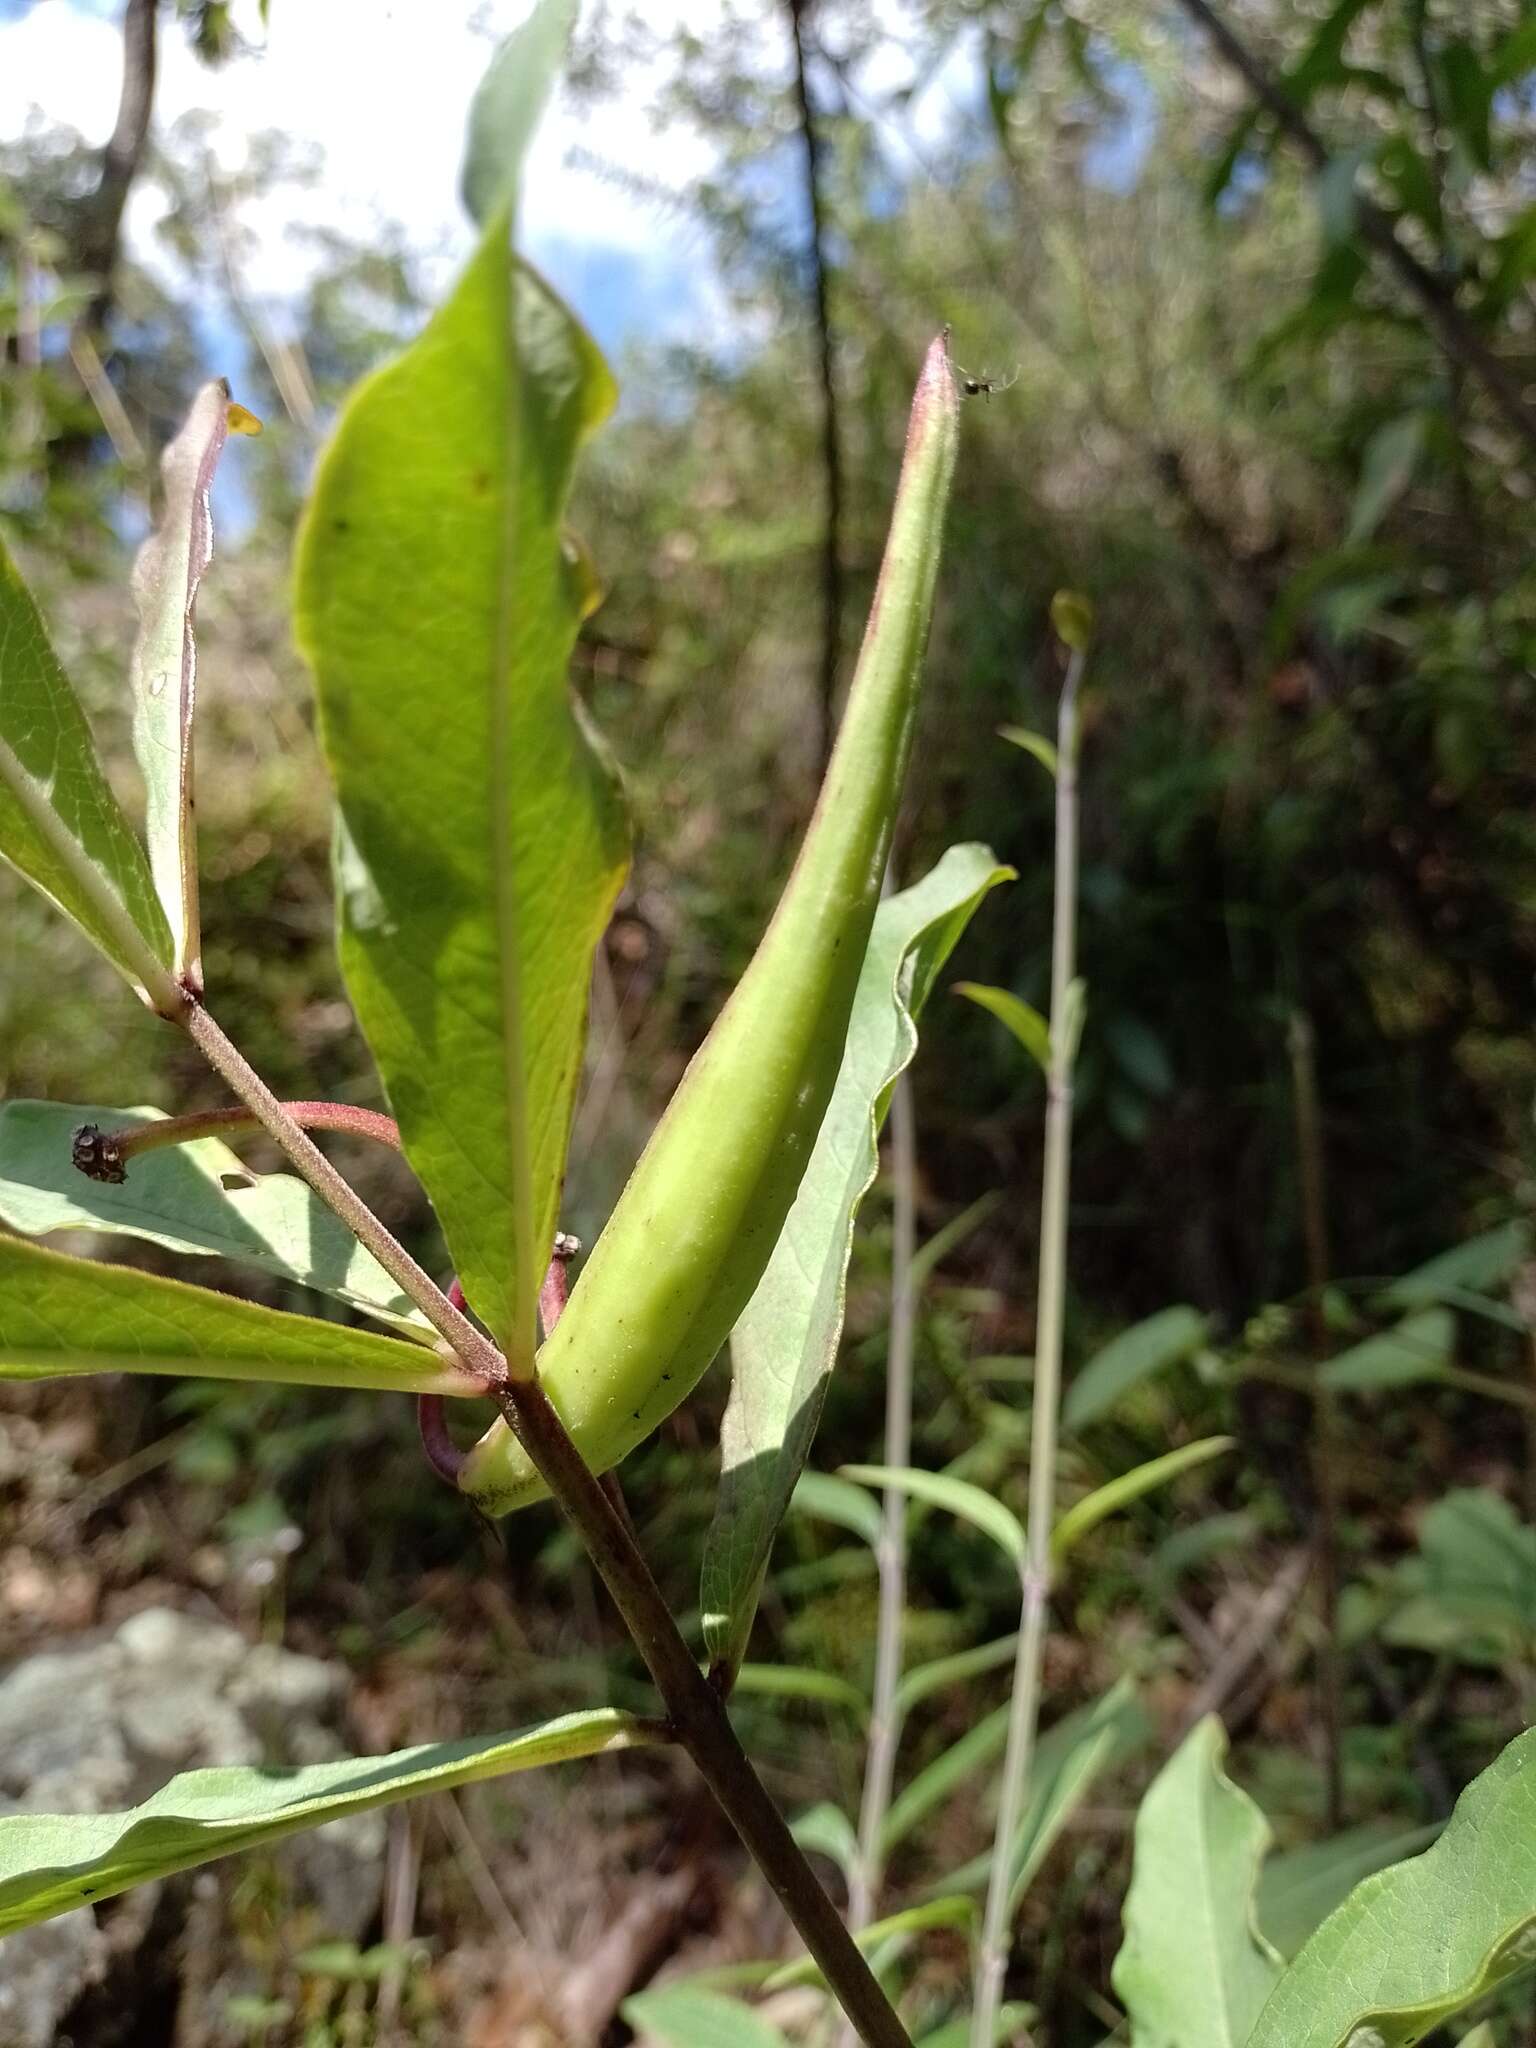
top-left (178, 999), bottom-right (507, 1389)
top-left (850, 1071), bottom-right (918, 1935)
top-left (497, 1374), bottom-right (912, 2048)
top-left (972, 645), bottom-right (1084, 2048)
top-left (74, 1099), bottom-right (403, 1182)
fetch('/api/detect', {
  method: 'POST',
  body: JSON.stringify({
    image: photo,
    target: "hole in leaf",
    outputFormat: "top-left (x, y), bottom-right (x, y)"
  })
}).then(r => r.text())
top-left (220, 1171), bottom-right (257, 1192)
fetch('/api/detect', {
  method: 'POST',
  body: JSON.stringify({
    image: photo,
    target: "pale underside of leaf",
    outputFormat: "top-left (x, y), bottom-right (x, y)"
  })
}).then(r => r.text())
top-left (131, 377), bottom-right (241, 990)
top-left (699, 845), bottom-right (1012, 1677)
top-left (0, 1101), bottom-right (432, 1338)
top-left (0, 1707), bottom-right (656, 1936)
top-left (1111, 1716), bottom-right (1282, 2048)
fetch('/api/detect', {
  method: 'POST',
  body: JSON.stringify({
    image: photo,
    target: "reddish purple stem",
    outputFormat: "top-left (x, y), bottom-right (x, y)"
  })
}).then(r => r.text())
top-left (418, 1241), bottom-right (582, 1489)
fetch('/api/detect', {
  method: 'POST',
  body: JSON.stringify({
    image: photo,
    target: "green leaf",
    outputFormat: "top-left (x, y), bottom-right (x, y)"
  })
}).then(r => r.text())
top-left (1051, 1436), bottom-right (1234, 1561)
top-left (1379, 1223), bottom-right (1530, 1311)
top-left (460, 0), bottom-right (578, 226)
top-left (0, 1235), bottom-right (472, 1397)
top-left (1257, 1822), bottom-right (1442, 1961)
top-left (997, 725), bottom-right (1058, 779)
top-left (839, 1465), bottom-right (1025, 1570)
top-left (1247, 1726), bottom-right (1536, 2048)
top-left (914, 2007), bottom-right (1035, 2048)
top-left (884, 1703), bottom-right (1010, 1857)
top-left (699, 846), bottom-right (1011, 1675)
top-left (1050, 588), bottom-right (1094, 652)
top-left (293, 20), bottom-right (628, 1366)
top-left (1381, 1488), bottom-right (1536, 1665)
top-left (788, 1470), bottom-right (883, 1547)
top-left (1111, 1717), bottom-right (1282, 2048)
top-left (894, 1633), bottom-right (1019, 1722)
top-left (0, 535), bottom-right (176, 1009)
top-left (1346, 413), bottom-right (1426, 545)
top-left (131, 379), bottom-right (253, 990)
top-left (0, 1707), bottom-right (656, 1935)
top-left (931, 1679), bottom-right (1147, 1907)
top-left (0, 1102), bottom-right (431, 1339)
top-left (1062, 1305), bottom-right (1209, 1431)
top-left (762, 1897), bottom-right (975, 1993)
top-left (790, 1801), bottom-right (860, 1890)
top-left (908, 1188), bottom-right (1003, 1297)
top-left (1321, 1308), bottom-right (1454, 1391)
top-left (954, 981), bottom-right (1050, 1073)
top-left (730, 1663), bottom-right (867, 1718)
top-left (1437, 40), bottom-right (1494, 173)
top-left (620, 1987), bottom-right (789, 2048)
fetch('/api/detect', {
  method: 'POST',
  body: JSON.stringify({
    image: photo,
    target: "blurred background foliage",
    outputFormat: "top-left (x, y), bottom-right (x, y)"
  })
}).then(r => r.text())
top-left (4, 0), bottom-right (1536, 2039)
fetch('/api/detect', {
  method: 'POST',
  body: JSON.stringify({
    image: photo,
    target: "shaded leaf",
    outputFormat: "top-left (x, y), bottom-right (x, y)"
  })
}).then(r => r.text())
top-left (895, 1633), bottom-right (1019, 1721)
top-left (1379, 1223), bottom-right (1529, 1311)
top-left (699, 846), bottom-right (1011, 1675)
top-left (0, 1101), bottom-right (431, 1338)
top-left (840, 1465), bottom-right (1025, 1569)
top-left (621, 1987), bottom-right (788, 2048)
top-left (1062, 1305), bottom-right (1209, 1431)
top-left (0, 536), bottom-right (175, 1009)
top-left (1112, 1717), bottom-right (1282, 2048)
top-left (1247, 1726), bottom-right (1536, 2047)
top-left (0, 1708), bottom-right (657, 1935)
top-left (294, 19), bottom-right (627, 1367)
top-left (763, 1897), bottom-right (975, 1993)
top-left (914, 2007), bottom-right (1035, 2048)
top-left (790, 1802), bottom-right (859, 1890)
top-left (1346, 413), bottom-right (1426, 545)
top-left (1052, 1436), bottom-right (1234, 1561)
top-left (997, 725), bottom-right (1058, 779)
top-left (460, 0), bottom-right (578, 226)
top-left (731, 1664), bottom-right (867, 1718)
top-left (0, 1235), bottom-right (472, 1397)
top-left (788, 1470), bottom-right (883, 1548)
top-left (1382, 1488), bottom-right (1536, 1665)
top-left (954, 981), bottom-right (1050, 1073)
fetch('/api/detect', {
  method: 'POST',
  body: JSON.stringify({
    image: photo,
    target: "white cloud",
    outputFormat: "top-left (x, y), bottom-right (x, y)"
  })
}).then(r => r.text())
top-left (0, 0), bottom-right (723, 337)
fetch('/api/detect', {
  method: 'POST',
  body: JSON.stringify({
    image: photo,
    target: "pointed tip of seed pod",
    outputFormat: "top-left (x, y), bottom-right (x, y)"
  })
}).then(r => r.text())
top-left (907, 328), bottom-right (961, 456)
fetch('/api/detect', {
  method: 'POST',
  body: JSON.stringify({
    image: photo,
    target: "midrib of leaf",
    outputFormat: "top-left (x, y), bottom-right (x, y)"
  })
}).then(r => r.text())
top-left (490, 216), bottom-right (537, 1373)
top-left (0, 731), bottom-right (176, 1010)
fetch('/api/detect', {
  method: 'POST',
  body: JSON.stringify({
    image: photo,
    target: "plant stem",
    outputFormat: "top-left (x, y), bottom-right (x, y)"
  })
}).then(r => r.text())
top-left (176, 1008), bottom-right (909, 2041)
top-left (850, 1070), bottom-right (919, 1935)
top-left (178, 999), bottom-right (507, 1390)
top-left (971, 645), bottom-right (1084, 2048)
top-left (497, 1373), bottom-right (913, 2048)
top-left (76, 1100), bottom-right (403, 1179)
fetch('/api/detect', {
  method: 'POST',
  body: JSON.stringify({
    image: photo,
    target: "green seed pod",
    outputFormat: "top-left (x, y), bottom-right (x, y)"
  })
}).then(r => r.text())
top-left (460, 333), bottom-right (961, 1516)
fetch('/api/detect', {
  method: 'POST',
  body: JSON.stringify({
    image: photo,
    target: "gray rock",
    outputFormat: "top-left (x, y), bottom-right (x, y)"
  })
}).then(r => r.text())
top-left (0, 1607), bottom-right (380, 2048)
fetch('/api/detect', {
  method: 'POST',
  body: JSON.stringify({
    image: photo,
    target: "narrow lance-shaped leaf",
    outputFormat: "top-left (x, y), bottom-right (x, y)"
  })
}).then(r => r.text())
top-left (699, 845), bottom-right (1011, 1675)
top-left (461, 330), bottom-right (963, 1514)
top-left (1111, 1716), bottom-right (1283, 2048)
top-left (0, 1236), bottom-right (476, 1397)
top-left (0, 1101), bottom-right (432, 1339)
top-left (0, 1707), bottom-right (656, 1937)
top-left (131, 379), bottom-right (260, 991)
top-left (0, 536), bottom-right (176, 1009)
top-left (1247, 1725), bottom-right (1536, 2048)
top-left (294, 5), bottom-right (627, 1367)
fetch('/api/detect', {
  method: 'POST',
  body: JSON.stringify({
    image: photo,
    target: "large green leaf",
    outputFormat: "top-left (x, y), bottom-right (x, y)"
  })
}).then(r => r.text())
top-left (0, 535), bottom-right (176, 1009)
top-left (293, 11), bottom-right (628, 1367)
top-left (1111, 1717), bottom-right (1282, 2048)
top-left (0, 1101), bottom-right (431, 1339)
top-left (1062, 1305), bottom-right (1209, 1431)
top-left (699, 845), bottom-right (1011, 1676)
top-left (130, 379), bottom-right (254, 990)
top-left (0, 1236), bottom-right (472, 1396)
top-left (1256, 1821), bottom-right (1442, 1961)
top-left (1248, 1727), bottom-right (1536, 2048)
top-left (0, 1707), bottom-right (655, 1936)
